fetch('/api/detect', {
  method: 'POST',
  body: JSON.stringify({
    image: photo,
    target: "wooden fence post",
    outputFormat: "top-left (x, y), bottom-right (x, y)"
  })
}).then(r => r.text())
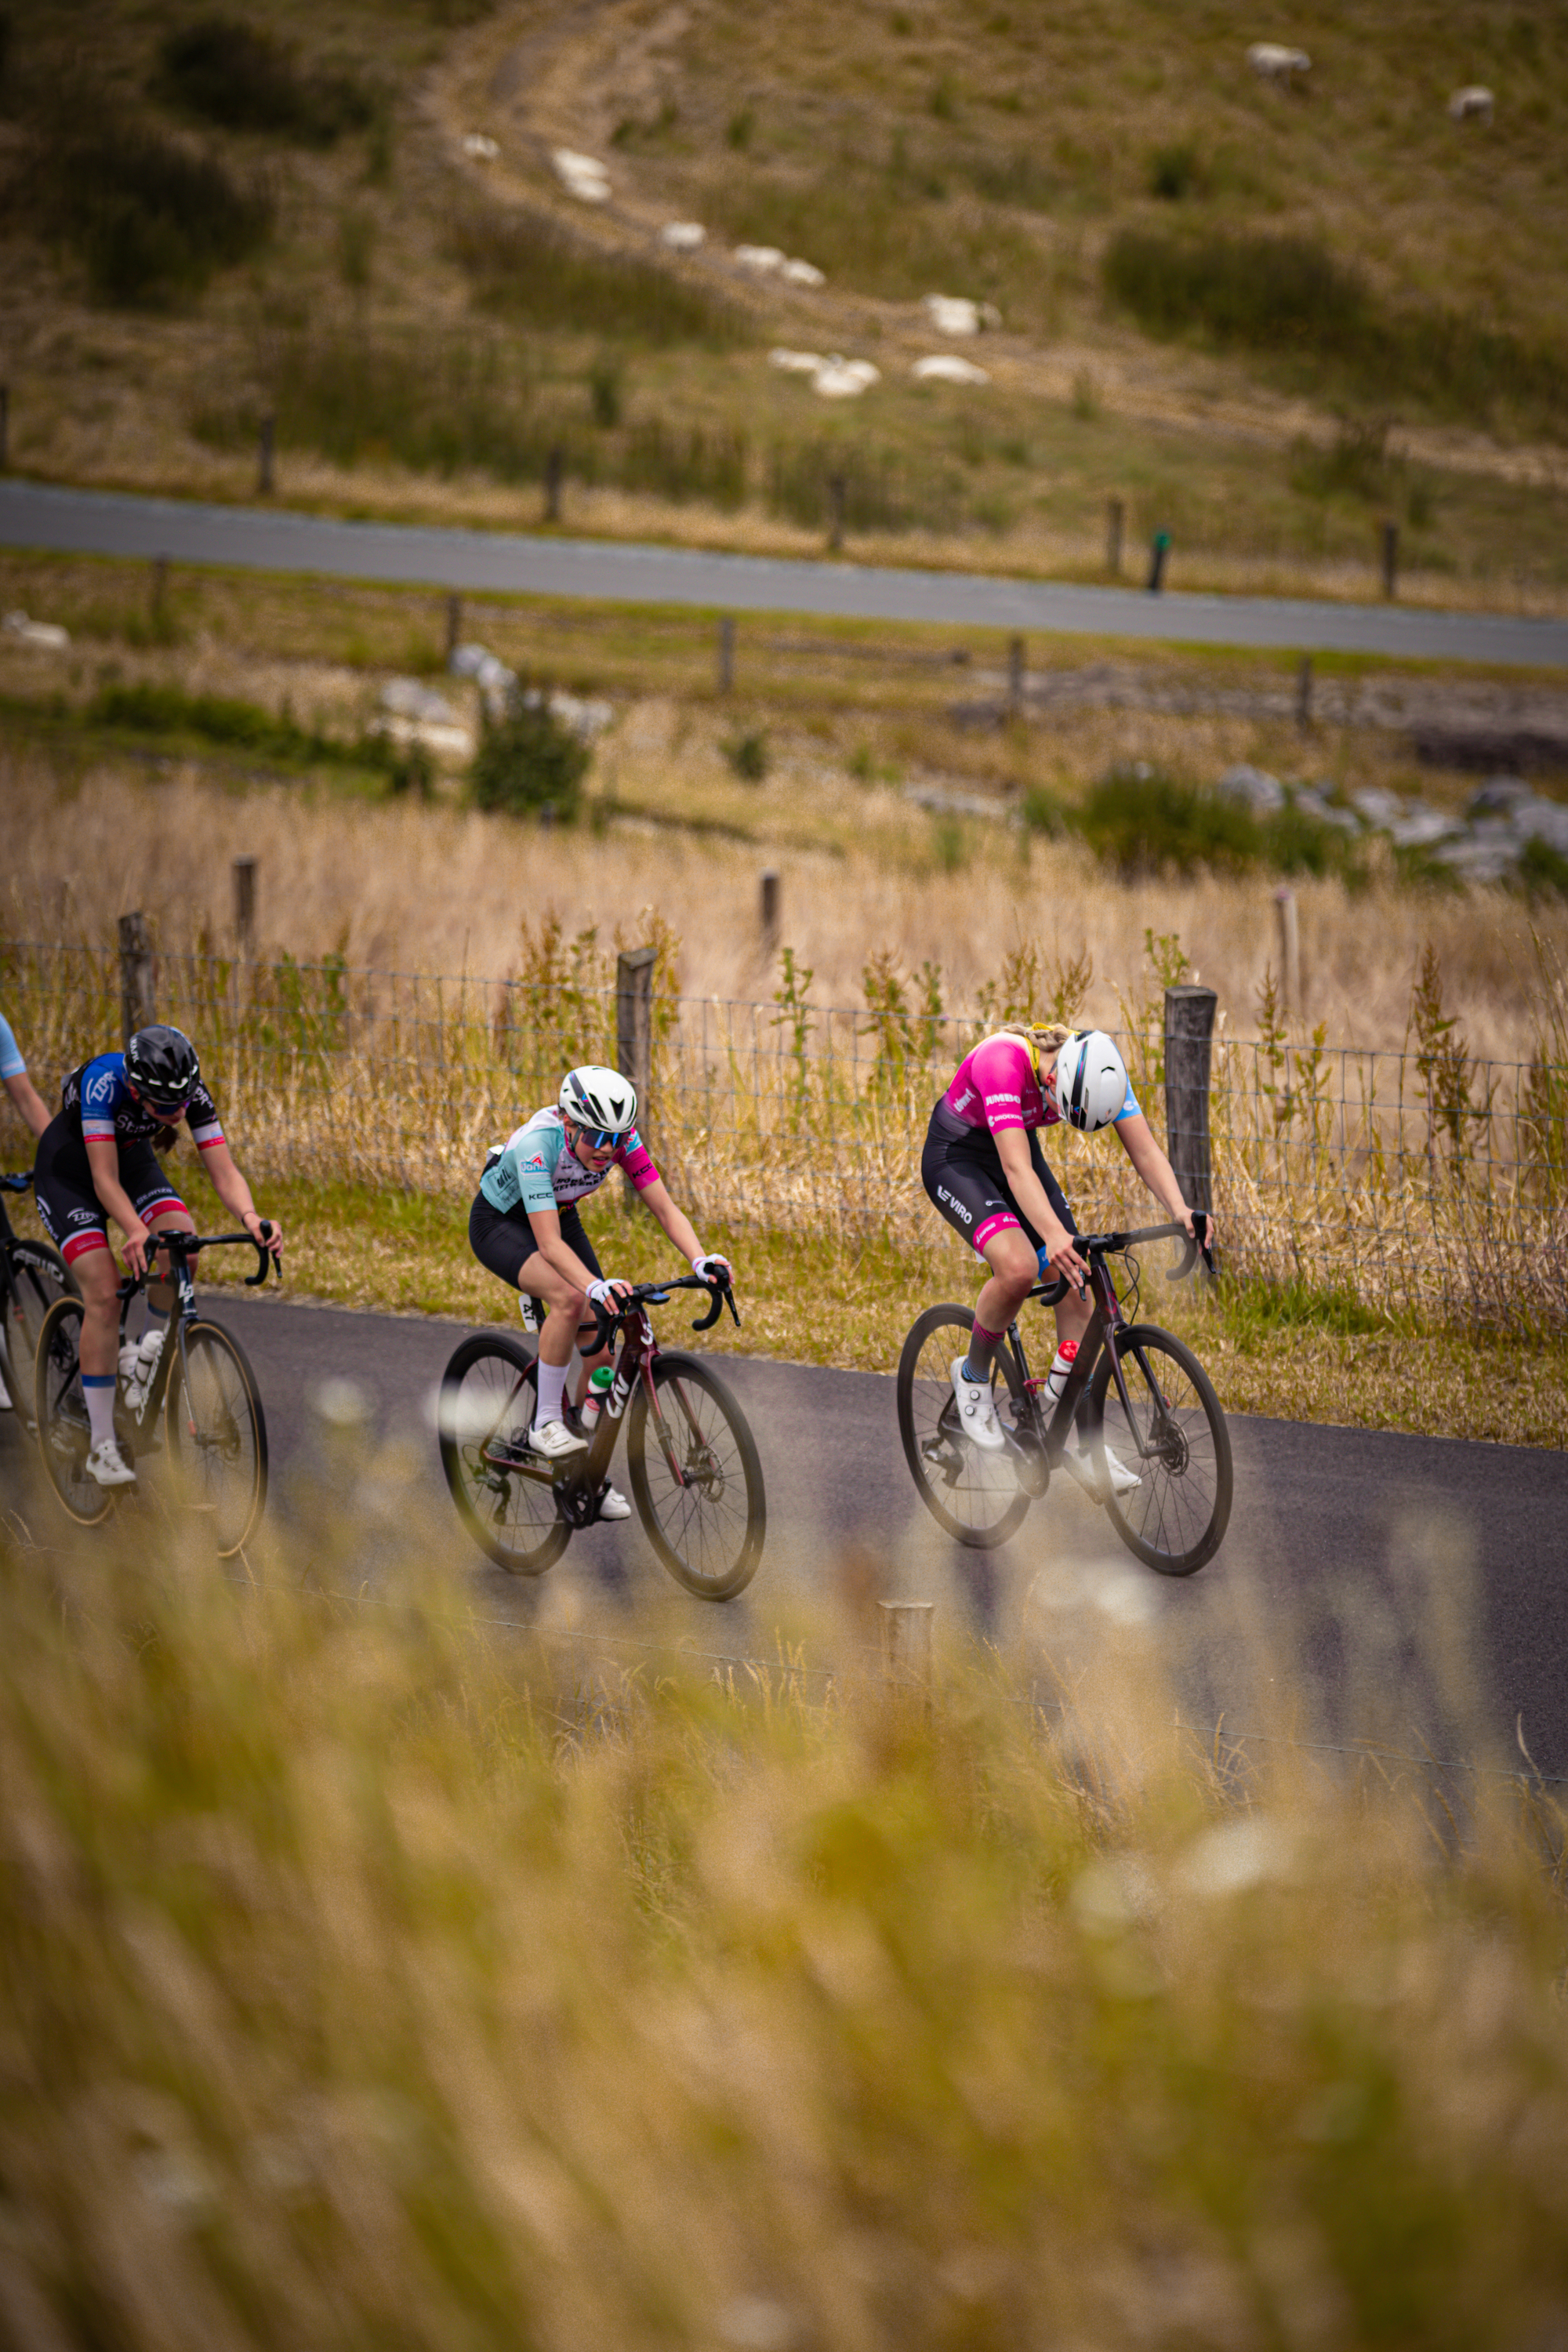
top-left (1105, 494), bottom-right (1123, 577)
top-left (257, 413), bottom-right (275, 497)
top-left (717, 614), bottom-right (735, 695)
top-left (1295, 652), bottom-right (1313, 731)
top-left (1163, 983), bottom-right (1217, 1217)
top-left (759, 868), bottom-right (780, 956)
top-left (0, 383), bottom-right (9, 473)
top-left (118, 912), bottom-right (156, 1045)
top-left (1381, 519), bottom-right (1399, 601)
top-left (615, 945), bottom-right (657, 1109)
top-left (827, 472), bottom-right (846, 554)
top-left (1274, 885), bottom-right (1301, 1020)
top-left (151, 554), bottom-right (169, 626)
top-left (879, 1600), bottom-right (935, 1712)
top-left (233, 856), bottom-right (257, 958)
top-left (445, 591), bottom-right (463, 660)
top-left (1007, 633), bottom-right (1025, 716)
top-left (544, 446), bottom-right (564, 524)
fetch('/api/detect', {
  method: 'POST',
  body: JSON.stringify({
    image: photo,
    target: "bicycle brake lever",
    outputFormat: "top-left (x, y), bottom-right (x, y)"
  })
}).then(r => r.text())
top-left (726, 1289), bottom-right (741, 1328)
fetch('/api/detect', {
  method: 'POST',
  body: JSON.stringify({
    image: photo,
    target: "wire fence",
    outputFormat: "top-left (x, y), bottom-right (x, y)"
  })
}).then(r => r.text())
top-left (3, 937), bottom-right (1566, 1324)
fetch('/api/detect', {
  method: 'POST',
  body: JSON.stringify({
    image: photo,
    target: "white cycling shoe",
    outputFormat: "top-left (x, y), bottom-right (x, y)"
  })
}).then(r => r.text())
top-left (85, 1438), bottom-right (137, 1488)
top-left (597, 1484), bottom-right (631, 1521)
top-left (949, 1356), bottom-right (1006, 1453)
top-left (1061, 1443), bottom-right (1142, 1501)
top-left (530, 1417), bottom-right (586, 1460)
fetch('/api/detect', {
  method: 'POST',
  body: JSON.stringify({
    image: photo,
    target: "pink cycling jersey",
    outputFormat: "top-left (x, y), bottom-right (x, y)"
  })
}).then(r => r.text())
top-left (942, 1034), bottom-right (1056, 1134)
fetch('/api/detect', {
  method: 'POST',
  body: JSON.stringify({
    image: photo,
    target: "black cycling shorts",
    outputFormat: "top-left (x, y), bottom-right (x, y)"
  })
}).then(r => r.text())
top-left (920, 1098), bottom-right (1077, 1259)
top-left (468, 1192), bottom-right (603, 1297)
top-left (33, 1118), bottom-right (190, 1269)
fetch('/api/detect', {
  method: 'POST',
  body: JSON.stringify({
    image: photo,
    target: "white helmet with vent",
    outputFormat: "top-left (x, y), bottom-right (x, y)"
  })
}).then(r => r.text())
top-left (559, 1065), bottom-right (637, 1137)
top-left (1053, 1030), bottom-right (1131, 1131)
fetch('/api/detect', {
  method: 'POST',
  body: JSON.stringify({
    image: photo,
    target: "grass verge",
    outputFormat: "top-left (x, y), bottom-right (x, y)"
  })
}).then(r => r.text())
top-left (151, 1174), bottom-right (1568, 1450)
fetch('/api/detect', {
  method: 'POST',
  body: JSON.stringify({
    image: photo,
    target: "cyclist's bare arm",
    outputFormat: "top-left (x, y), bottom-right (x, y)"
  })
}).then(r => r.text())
top-left (524, 1203), bottom-right (610, 1297)
top-left (994, 1128), bottom-right (1081, 1287)
top-left (201, 1139), bottom-right (284, 1257)
top-left (632, 1175), bottom-right (727, 1275)
top-left (1112, 1113), bottom-right (1206, 1240)
top-left (85, 1135), bottom-right (158, 1276)
top-left (4, 1069), bottom-right (51, 1138)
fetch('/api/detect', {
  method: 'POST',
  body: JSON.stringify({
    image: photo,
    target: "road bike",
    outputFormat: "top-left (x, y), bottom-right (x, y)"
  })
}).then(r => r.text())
top-left (897, 1216), bottom-right (1232, 1577)
top-left (439, 1274), bottom-right (765, 1599)
top-left (0, 1171), bottom-right (78, 1425)
top-left (33, 1222), bottom-right (278, 1555)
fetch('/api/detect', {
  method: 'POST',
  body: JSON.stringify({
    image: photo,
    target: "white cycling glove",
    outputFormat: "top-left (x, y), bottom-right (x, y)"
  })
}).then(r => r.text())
top-left (690, 1253), bottom-right (731, 1283)
top-left (586, 1278), bottom-right (630, 1309)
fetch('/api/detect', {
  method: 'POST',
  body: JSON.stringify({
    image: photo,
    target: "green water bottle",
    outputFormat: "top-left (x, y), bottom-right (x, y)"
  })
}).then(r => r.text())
top-left (582, 1364), bottom-right (615, 1428)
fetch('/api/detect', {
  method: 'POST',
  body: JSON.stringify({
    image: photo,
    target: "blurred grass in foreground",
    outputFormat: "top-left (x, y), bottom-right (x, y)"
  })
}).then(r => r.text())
top-left (3, 1497), bottom-right (1568, 2351)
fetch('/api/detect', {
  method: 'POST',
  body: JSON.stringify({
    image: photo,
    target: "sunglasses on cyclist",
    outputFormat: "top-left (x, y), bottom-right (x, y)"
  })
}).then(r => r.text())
top-left (572, 1120), bottom-right (627, 1150)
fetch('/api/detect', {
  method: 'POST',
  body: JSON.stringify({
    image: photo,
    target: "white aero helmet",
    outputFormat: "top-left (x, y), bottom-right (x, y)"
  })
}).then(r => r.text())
top-left (1053, 1029), bottom-right (1131, 1131)
top-left (559, 1064), bottom-right (637, 1138)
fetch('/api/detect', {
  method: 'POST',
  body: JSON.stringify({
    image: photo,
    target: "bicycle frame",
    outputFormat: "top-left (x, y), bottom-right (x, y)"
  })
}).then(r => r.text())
top-left (113, 1225), bottom-right (278, 1448)
top-left (479, 1300), bottom-right (713, 1515)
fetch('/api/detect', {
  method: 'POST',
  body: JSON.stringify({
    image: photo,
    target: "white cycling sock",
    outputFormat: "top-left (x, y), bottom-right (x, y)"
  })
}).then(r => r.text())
top-left (534, 1359), bottom-right (568, 1429)
top-left (83, 1374), bottom-right (117, 1448)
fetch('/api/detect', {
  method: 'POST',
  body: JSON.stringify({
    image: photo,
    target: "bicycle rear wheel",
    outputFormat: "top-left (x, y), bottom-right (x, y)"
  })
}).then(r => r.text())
top-left (165, 1319), bottom-right (268, 1557)
top-left (896, 1305), bottom-right (1029, 1548)
top-left (627, 1352), bottom-right (764, 1599)
top-left (438, 1332), bottom-right (568, 1575)
top-left (2, 1242), bottom-right (77, 1418)
top-left (1088, 1323), bottom-right (1232, 1576)
top-left (31, 1295), bottom-right (114, 1528)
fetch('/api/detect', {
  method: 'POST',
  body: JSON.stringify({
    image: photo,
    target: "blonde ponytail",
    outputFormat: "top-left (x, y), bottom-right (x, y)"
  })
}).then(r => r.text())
top-left (996, 1021), bottom-right (1074, 1064)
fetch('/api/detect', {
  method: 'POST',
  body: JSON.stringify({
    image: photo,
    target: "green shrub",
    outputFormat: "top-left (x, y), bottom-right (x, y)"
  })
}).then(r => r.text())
top-left (450, 206), bottom-right (750, 348)
top-left (1148, 142), bottom-right (1204, 201)
top-left (1078, 765), bottom-right (1260, 877)
top-left (86, 680), bottom-right (378, 769)
top-left (252, 331), bottom-right (579, 481)
top-left (722, 726), bottom-right (769, 782)
top-left (157, 16), bottom-right (373, 145)
top-left (1103, 227), bottom-right (1568, 430)
top-left (1519, 837), bottom-right (1568, 900)
top-left (620, 419), bottom-right (747, 508)
top-left (587, 352), bottom-right (623, 430)
top-left (470, 697), bottom-right (590, 821)
top-left (1287, 417), bottom-right (1393, 502)
top-left (767, 441), bottom-right (963, 535)
top-left (42, 114), bottom-right (273, 305)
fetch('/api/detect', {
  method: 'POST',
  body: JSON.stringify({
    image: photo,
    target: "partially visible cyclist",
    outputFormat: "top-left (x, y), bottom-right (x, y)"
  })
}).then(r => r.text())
top-left (0, 1011), bottom-right (52, 1142)
top-left (32, 1024), bottom-right (284, 1489)
top-left (470, 1064), bottom-right (731, 1517)
top-left (0, 1010), bottom-right (53, 1413)
top-left (921, 1022), bottom-right (1206, 1495)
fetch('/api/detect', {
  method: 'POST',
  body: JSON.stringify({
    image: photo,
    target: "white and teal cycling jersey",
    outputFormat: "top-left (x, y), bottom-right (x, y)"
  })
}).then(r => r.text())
top-left (0, 1013), bottom-right (26, 1082)
top-left (480, 1105), bottom-right (660, 1218)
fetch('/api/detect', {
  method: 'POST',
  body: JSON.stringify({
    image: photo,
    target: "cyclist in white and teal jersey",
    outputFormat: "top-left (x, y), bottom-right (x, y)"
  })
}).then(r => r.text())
top-left (470, 1064), bottom-right (731, 1508)
top-left (0, 1011), bottom-right (52, 1142)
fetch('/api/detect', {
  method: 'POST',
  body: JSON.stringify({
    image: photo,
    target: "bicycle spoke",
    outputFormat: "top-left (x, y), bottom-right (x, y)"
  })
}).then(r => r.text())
top-left (439, 1338), bottom-right (568, 1575)
top-left (898, 1308), bottom-right (1029, 1548)
top-left (1096, 1327), bottom-right (1231, 1576)
top-left (630, 1357), bottom-right (764, 1599)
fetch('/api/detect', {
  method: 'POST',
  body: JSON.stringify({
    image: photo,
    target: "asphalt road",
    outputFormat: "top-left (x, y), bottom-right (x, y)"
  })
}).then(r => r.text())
top-left (4, 477), bottom-right (1566, 668)
top-left (5, 1292), bottom-right (1566, 1780)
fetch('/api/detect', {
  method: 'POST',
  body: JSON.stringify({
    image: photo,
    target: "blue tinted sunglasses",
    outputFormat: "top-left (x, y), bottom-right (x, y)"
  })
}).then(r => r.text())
top-left (574, 1120), bottom-right (627, 1150)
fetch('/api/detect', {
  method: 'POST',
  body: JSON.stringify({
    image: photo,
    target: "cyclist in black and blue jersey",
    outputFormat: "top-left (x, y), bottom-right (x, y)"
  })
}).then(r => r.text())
top-left (33, 1023), bottom-right (282, 1489)
top-left (470, 1063), bottom-right (731, 1511)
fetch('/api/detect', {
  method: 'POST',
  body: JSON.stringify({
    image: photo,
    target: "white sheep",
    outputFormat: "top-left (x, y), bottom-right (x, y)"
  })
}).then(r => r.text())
top-left (922, 293), bottom-right (982, 336)
top-left (551, 148), bottom-right (611, 202)
top-left (734, 244), bottom-right (786, 274)
top-left (912, 354), bottom-right (990, 385)
top-left (1247, 42), bottom-right (1311, 83)
top-left (1449, 85), bottom-right (1494, 122)
top-left (2, 610), bottom-right (70, 650)
top-left (768, 348), bottom-right (824, 372)
top-left (463, 132), bottom-right (499, 162)
top-left (661, 220), bottom-right (706, 250)
top-left (811, 356), bottom-right (879, 399)
top-left (781, 257), bottom-right (826, 286)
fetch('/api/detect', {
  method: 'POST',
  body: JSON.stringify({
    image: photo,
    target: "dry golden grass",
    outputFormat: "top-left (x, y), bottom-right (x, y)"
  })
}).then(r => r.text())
top-left (5, 732), bottom-right (1563, 1065)
top-left (4, 1492), bottom-right (1568, 2350)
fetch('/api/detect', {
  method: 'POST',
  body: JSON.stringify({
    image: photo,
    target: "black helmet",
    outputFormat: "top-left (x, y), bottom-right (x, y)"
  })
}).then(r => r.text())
top-left (125, 1024), bottom-right (200, 1108)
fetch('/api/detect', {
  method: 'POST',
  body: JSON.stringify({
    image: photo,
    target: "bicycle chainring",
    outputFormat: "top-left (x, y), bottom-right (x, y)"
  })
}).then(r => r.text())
top-left (557, 1477), bottom-right (604, 1529)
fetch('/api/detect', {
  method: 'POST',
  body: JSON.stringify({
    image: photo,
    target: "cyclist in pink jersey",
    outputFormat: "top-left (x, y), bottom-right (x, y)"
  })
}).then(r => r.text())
top-left (922, 1021), bottom-right (1202, 1496)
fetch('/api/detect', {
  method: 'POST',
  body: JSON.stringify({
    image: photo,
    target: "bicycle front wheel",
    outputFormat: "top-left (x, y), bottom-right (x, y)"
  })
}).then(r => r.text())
top-left (896, 1305), bottom-right (1030, 1548)
top-left (2, 1242), bottom-right (78, 1417)
top-left (1089, 1323), bottom-right (1232, 1576)
top-left (627, 1352), bottom-right (764, 1599)
top-left (31, 1294), bottom-right (113, 1527)
top-left (438, 1332), bottom-right (568, 1576)
top-left (165, 1319), bottom-right (268, 1557)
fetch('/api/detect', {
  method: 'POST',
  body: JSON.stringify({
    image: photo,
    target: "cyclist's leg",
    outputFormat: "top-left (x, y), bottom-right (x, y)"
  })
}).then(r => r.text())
top-left (1032, 1142), bottom-right (1089, 1356)
top-left (33, 1127), bottom-right (118, 1378)
top-left (132, 1161), bottom-right (195, 1372)
top-left (920, 1108), bottom-right (1039, 1363)
top-left (469, 1194), bottom-right (590, 1439)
